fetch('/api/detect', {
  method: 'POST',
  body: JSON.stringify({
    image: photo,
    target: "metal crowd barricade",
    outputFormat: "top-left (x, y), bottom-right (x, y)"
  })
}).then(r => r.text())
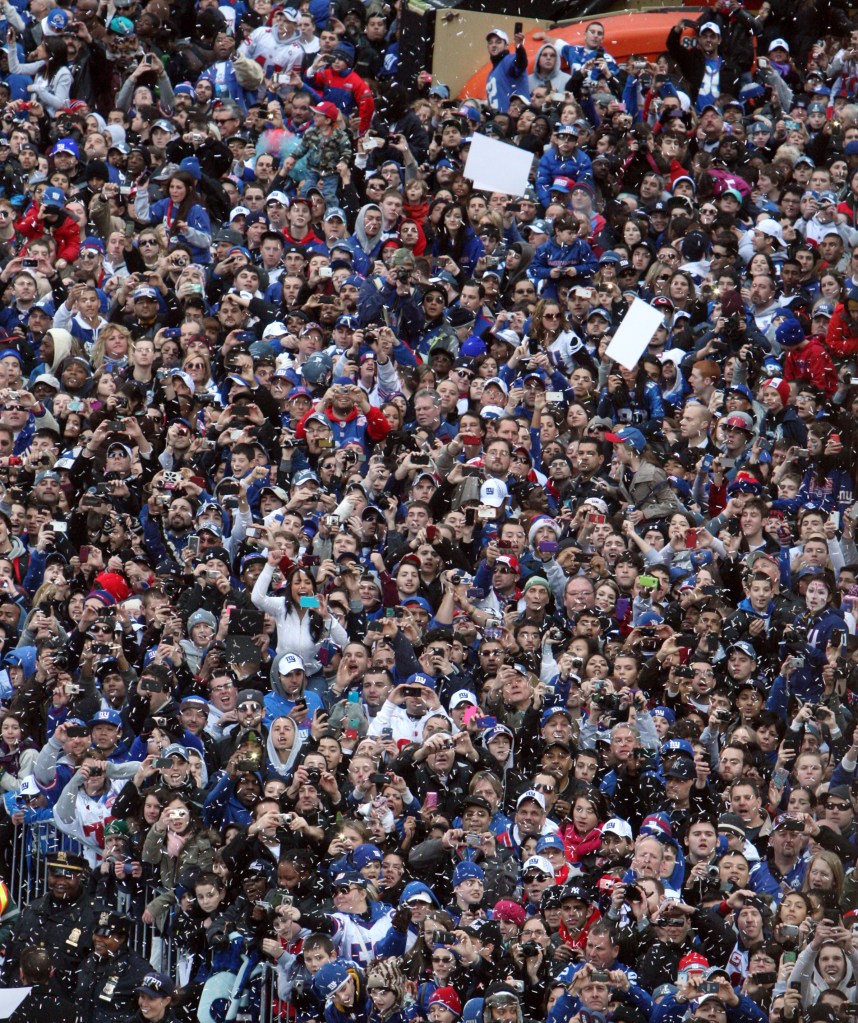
top-left (7, 816), bottom-right (86, 907)
top-left (7, 817), bottom-right (281, 1022)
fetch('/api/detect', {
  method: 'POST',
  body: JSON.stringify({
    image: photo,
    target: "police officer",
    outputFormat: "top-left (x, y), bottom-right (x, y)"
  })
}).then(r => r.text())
top-left (1, 851), bottom-right (99, 988)
top-left (124, 972), bottom-right (178, 1023)
top-left (75, 910), bottom-right (151, 1023)
top-left (8, 947), bottom-right (76, 1023)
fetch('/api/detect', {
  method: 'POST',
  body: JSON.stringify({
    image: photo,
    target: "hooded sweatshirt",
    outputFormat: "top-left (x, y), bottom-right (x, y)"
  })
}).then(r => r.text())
top-left (265, 716), bottom-right (307, 778)
top-left (264, 653), bottom-right (324, 726)
top-left (528, 44), bottom-right (570, 94)
top-left (349, 204), bottom-right (384, 266)
top-left (789, 941), bottom-right (858, 1004)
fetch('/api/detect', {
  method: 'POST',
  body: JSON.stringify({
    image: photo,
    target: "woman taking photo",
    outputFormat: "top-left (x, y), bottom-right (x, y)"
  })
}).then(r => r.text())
top-left (523, 298), bottom-right (598, 378)
top-left (142, 794), bottom-right (214, 931)
top-left (4, 31), bottom-right (71, 114)
top-left (134, 170), bottom-right (212, 265)
top-left (252, 555), bottom-right (348, 692)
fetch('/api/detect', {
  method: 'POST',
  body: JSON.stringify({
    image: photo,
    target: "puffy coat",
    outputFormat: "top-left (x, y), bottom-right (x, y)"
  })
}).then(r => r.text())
top-left (535, 146), bottom-right (594, 205)
top-left (15, 202), bottom-right (81, 263)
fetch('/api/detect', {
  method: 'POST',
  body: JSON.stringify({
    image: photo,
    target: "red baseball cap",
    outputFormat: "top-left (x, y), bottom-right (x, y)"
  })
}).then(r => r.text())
top-left (312, 101), bottom-right (340, 121)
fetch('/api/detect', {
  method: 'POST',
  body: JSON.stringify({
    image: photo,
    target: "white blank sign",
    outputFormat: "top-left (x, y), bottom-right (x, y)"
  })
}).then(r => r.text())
top-left (605, 298), bottom-right (665, 371)
top-left (0, 988), bottom-right (30, 1019)
top-left (463, 133), bottom-right (534, 198)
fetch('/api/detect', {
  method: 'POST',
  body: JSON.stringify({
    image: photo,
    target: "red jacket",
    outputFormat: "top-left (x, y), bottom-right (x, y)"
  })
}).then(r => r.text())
top-left (15, 202), bottom-right (81, 264)
top-left (308, 66), bottom-right (375, 135)
top-left (783, 336), bottom-right (838, 398)
top-left (825, 303), bottom-right (858, 359)
top-left (295, 402), bottom-right (390, 445)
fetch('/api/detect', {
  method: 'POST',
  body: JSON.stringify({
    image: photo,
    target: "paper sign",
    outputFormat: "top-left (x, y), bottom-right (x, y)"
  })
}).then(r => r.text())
top-left (0, 988), bottom-right (30, 1019)
top-left (463, 133), bottom-right (534, 198)
top-left (605, 298), bottom-right (665, 371)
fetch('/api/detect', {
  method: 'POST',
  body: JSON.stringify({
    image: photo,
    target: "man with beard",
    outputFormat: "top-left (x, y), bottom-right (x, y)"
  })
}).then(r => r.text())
top-left (1, 851), bottom-right (99, 987)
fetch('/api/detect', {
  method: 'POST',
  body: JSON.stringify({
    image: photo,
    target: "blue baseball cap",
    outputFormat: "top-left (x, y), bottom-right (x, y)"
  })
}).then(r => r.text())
top-left (535, 834), bottom-right (566, 854)
top-left (661, 738), bottom-right (694, 760)
top-left (401, 596), bottom-right (433, 614)
top-left (726, 383), bottom-right (754, 402)
top-left (89, 708), bottom-right (122, 728)
top-left (404, 671), bottom-right (435, 689)
top-left (603, 426), bottom-right (647, 452)
top-left (541, 706), bottom-right (572, 726)
top-left (40, 186), bottom-right (66, 208)
top-left (51, 138), bottom-right (79, 159)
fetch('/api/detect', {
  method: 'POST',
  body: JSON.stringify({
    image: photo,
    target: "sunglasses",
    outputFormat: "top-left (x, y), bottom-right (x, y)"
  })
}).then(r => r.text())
top-left (524, 872), bottom-right (551, 882)
top-left (825, 801), bottom-right (851, 811)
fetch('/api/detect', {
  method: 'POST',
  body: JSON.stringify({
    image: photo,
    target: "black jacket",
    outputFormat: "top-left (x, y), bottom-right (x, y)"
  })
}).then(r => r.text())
top-left (75, 946), bottom-right (152, 1023)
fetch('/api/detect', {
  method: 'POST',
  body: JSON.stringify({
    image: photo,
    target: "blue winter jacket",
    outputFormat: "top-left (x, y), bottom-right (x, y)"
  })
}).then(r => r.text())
top-left (536, 146), bottom-right (594, 205)
top-left (530, 237), bottom-right (598, 299)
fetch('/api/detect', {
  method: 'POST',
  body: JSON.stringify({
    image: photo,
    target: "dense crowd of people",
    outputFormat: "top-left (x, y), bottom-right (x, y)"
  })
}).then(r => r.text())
top-left (5, 1), bottom-right (858, 1023)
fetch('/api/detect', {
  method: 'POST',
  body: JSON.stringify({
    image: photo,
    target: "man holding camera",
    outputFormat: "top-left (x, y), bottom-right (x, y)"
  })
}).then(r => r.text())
top-left (297, 375), bottom-right (391, 452)
top-left (54, 751), bottom-right (141, 866)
